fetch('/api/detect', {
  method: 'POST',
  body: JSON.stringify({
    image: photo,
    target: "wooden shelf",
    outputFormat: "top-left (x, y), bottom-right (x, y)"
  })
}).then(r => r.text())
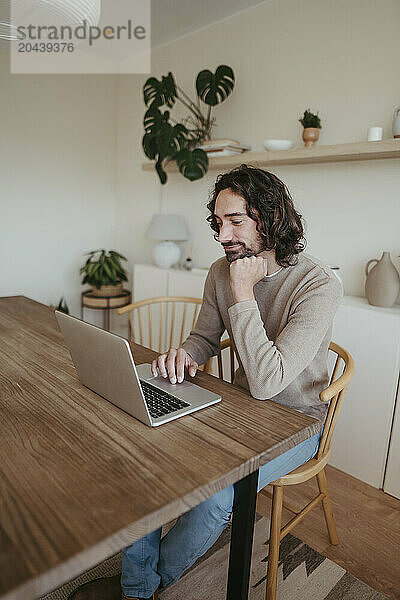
top-left (142, 139), bottom-right (400, 173)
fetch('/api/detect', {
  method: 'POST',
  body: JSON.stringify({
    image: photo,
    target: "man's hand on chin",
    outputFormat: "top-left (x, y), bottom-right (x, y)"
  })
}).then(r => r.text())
top-left (229, 255), bottom-right (269, 303)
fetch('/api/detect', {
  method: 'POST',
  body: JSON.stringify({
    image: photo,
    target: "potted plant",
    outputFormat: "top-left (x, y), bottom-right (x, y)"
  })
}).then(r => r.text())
top-left (299, 108), bottom-right (322, 146)
top-left (80, 250), bottom-right (128, 297)
top-left (142, 64), bottom-right (235, 184)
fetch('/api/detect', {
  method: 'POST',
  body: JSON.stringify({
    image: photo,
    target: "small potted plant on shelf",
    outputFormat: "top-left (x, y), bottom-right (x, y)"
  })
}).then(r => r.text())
top-left (80, 249), bottom-right (128, 297)
top-left (299, 108), bottom-right (322, 146)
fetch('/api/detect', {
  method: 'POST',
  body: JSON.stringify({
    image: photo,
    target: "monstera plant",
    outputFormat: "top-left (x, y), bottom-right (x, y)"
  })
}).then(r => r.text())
top-left (142, 65), bottom-right (235, 184)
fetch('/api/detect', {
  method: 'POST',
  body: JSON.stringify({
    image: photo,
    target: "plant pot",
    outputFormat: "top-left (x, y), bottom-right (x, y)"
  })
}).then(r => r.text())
top-left (90, 282), bottom-right (123, 297)
top-left (302, 127), bottom-right (320, 147)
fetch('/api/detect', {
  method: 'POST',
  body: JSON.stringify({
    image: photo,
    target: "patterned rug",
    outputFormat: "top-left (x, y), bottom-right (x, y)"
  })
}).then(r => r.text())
top-left (40, 516), bottom-right (388, 600)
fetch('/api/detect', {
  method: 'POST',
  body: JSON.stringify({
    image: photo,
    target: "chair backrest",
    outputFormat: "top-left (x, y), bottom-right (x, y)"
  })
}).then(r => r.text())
top-left (216, 339), bottom-right (355, 461)
top-left (217, 338), bottom-right (235, 383)
top-left (316, 341), bottom-right (355, 460)
top-left (117, 296), bottom-right (202, 354)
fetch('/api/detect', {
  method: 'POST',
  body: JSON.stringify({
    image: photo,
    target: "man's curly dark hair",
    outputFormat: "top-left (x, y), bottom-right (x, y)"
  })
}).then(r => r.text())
top-left (206, 164), bottom-right (306, 267)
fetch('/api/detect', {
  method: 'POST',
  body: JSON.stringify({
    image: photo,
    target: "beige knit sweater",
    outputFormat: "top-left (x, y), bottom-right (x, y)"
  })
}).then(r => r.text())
top-left (182, 253), bottom-right (343, 421)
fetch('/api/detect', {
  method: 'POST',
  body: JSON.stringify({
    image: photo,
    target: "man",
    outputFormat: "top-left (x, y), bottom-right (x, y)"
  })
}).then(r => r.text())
top-left (79, 165), bottom-right (342, 600)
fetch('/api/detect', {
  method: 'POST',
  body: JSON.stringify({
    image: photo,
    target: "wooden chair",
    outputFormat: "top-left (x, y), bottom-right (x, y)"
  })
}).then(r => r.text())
top-left (215, 339), bottom-right (355, 600)
top-left (216, 338), bottom-right (235, 383)
top-left (117, 296), bottom-right (212, 372)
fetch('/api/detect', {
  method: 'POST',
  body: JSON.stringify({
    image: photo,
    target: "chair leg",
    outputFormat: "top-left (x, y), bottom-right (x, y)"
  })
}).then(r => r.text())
top-left (266, 485), bottom-right (283, 600)
top-left (316, 468), bottom-right (339, 545)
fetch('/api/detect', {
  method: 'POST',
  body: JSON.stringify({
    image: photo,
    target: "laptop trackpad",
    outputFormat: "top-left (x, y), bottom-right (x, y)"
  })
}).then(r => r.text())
top-left (136, 363), bottom-right (193, 392)
top-left (135, 363), bottom-right (155, 380)
top-left (136, 364), bottom-right (193, 395)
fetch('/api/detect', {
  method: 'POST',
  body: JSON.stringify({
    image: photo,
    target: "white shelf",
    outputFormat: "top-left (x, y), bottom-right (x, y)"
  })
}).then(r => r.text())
top-left (342, 295), bottom-right (400, 315)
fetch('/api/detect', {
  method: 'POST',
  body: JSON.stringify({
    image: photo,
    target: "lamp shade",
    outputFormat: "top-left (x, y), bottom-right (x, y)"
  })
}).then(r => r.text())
top-left (146, 214), bottom-right (189, 242)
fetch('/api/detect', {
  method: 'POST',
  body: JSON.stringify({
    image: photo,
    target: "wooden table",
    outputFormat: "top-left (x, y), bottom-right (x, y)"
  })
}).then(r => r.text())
top-left (0, 297), bottom-right (321, 600)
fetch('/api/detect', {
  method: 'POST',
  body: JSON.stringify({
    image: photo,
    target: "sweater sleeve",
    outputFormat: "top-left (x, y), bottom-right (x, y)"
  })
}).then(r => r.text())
top-left (228, 274), bottom-right (342, 399)
top-left (181, 266), bottom-right (226, 365)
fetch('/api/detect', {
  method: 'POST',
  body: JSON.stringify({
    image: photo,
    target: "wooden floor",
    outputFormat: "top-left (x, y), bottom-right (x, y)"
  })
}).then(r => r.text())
top-left (257, 465), bottom-right (400, 600)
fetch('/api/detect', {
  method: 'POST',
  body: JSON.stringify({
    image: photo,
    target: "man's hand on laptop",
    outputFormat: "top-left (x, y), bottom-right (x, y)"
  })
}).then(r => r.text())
top-left (151, 348), bottom-right (198, 384)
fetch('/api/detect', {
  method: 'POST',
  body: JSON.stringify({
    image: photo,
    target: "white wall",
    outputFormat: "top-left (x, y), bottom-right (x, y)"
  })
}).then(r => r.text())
top-left (115, 0), bottom-right (400, 301)
top-left (115, 74), bottom-right (158, 272)
top-left (0, 48), bottom-right (118, 317)
top-left (2, 0), bottom-right (400, 323)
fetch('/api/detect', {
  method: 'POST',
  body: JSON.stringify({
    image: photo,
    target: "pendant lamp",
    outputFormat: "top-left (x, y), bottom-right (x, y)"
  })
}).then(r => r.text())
top-left (0, 0), bottom-right (101, 41)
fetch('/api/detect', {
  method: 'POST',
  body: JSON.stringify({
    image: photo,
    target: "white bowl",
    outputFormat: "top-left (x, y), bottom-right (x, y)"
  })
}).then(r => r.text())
top-left (263, 139), bottom-right (293, 151)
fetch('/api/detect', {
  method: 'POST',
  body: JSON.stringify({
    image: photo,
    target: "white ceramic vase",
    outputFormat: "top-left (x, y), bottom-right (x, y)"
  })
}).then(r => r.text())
top-left (392, 107), bottom-right (400, 138)
top-left (365, 252), bottom-right (400, 308)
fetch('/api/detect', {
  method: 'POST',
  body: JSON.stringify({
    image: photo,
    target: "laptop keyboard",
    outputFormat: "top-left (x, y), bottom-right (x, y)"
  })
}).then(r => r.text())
top-left (140, 379), bottom-right (190, 419)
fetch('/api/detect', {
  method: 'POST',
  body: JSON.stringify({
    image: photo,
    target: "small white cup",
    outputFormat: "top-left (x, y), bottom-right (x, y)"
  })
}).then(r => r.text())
top-left (367, 126), bottom-right (383, 141)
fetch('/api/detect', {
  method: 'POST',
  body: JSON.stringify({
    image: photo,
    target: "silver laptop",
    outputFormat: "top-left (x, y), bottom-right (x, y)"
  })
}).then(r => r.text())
top-left (55, 311), bottom-right (221, 427)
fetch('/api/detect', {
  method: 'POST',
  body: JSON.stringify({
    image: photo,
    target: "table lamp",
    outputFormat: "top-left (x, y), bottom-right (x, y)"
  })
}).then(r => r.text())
top-left (146, 214), bottom-right (189, 269)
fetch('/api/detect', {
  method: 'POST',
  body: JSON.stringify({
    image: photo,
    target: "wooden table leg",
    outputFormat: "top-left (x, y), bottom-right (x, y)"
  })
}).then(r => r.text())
top-left (104, 309), bottom-right (110, 331)
top-left (104, 299), bottom-right (111, 331)
top-left (227, 470), bottom-right (259, 600)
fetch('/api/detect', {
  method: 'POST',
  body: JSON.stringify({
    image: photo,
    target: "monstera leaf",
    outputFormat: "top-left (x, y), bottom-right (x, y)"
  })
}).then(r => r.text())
top-left (156, 123), bottom-right (189, 184)
top-left (143, 108), bottom-right (186, 158)
top-left (196, 65), bottom-right (235, 107)
top-left (143, 112), bottom-right (190, 183)
top-left (157, 123), bottom-right (188, 158)
top-left (142, 106), bottom-right (170, 159)
top-left (142, 133), bottom-right (158, 160)
top-left (143, 106), bottom-right (169, 134)
top-left (143, 72), bottom-right (177, 108)
top-left (175, 148), bottom-right (209, 181)
top-left (143, 107), bottom-right (168, 159)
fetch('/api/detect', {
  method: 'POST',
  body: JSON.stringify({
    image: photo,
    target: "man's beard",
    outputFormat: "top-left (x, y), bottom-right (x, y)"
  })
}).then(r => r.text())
top-left (222, 236), bottom-right (267, 263)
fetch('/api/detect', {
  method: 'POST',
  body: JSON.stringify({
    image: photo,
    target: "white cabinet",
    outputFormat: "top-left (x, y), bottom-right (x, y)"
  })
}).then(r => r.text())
top-left (383, 377), bottom-right (400, 498)
top-left (331, 296), bottom-right (400, 491)
top-left (132, 264), bottom-right (170, 302)
top-left (133, 264), bottom-right (208, 302)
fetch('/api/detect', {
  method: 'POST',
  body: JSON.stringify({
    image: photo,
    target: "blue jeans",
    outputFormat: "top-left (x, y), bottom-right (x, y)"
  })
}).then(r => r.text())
top-left (121, 431), bottom-right (321, 598)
